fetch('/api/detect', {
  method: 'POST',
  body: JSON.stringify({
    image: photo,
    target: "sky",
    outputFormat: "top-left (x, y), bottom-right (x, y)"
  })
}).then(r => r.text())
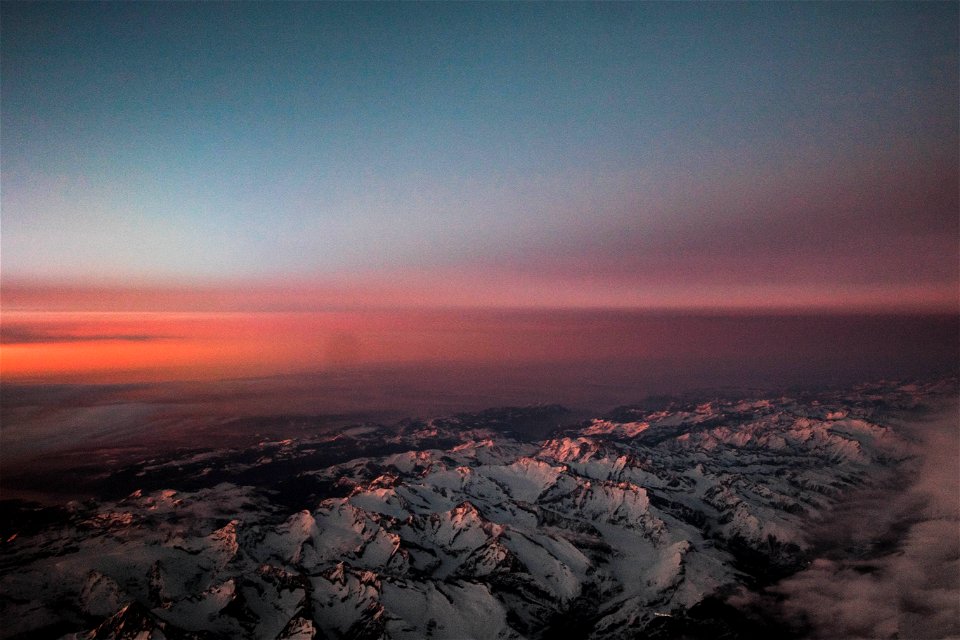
top-left (3, 2), bottom-right (958, 312)
top-left (2, 8), bottom-right (958, 623)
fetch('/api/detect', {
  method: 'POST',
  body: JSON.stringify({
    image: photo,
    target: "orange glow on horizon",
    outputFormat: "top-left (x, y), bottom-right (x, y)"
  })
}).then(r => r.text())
top-left (2, 310), bottom-right (646, 383)
top-left (3, 275), bottom-right (958, 314)
top-left (4, 303), bottom-right (958, 385)
top-left (3, 270), bottom-right (956, 384)
top-left (2, 312), bottom-right (355, 382)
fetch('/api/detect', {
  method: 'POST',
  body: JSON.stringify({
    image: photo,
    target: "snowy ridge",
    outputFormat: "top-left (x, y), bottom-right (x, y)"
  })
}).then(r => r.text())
top-left (1, 379), bottom-right (950, 639)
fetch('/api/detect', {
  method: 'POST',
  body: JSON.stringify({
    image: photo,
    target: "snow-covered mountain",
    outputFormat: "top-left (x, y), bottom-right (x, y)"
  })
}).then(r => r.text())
top-left (0, 379), bottom-right (953, 639)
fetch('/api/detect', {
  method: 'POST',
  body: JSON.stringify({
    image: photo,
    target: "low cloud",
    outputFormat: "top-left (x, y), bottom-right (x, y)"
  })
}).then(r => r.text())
top-left (740, 405), bottom-right (960, 639)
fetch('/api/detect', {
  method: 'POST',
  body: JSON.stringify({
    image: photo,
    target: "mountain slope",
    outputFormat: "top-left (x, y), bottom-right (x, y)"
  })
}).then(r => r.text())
top-left (1, 379), bottom-right (952, 639)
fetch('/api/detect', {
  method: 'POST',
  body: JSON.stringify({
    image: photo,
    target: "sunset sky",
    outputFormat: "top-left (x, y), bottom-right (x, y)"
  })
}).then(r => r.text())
top-left (2, 11), bottom-right (958, 630)
top-left (3, 2), bottom-right (957, 313)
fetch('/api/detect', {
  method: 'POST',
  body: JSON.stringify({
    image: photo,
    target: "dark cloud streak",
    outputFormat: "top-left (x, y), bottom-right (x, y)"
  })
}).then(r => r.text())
top-left (1, 325), bottom-right (173, 345)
